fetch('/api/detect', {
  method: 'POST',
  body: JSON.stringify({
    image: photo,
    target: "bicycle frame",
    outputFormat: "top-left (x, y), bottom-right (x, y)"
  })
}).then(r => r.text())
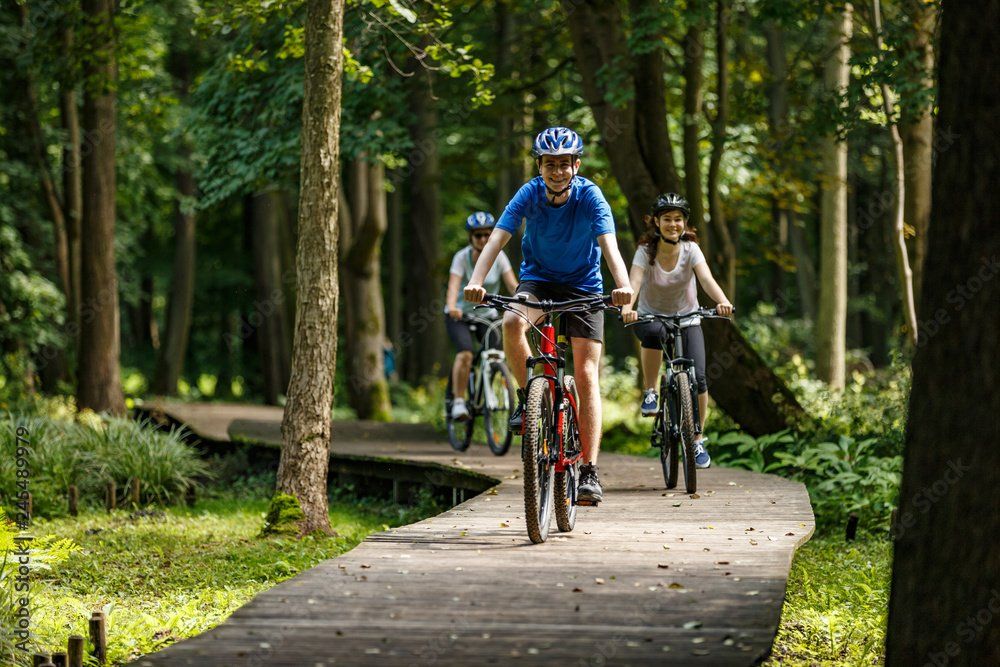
top-left (657, 322), bottom-right (702, 440)
top-left (464, 316), bottom-right (507, 413)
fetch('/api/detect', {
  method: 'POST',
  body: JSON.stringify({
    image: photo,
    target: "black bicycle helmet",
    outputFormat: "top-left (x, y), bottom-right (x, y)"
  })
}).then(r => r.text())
top-left (650, 193), bottom-right (690, 219)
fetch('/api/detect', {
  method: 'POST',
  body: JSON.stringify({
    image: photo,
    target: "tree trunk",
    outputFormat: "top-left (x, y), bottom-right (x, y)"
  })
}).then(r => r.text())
top-left (386, 179), bottom-right (402, 347)
top-left (886, 1), bottom-right (1000, 661)
top-left (402, 66), bottom-right (446, 383)
top-left (77, 0), bottom-right (124, 415)
top-left (900, 0), bottom-right (937, 309)
top-left (61, 28), bottom-right (83, 349)
top-left (682, 18), bottom-right (707, 235)
top-left (815, 3), bottom-right (852, 390)
top-left (765, 20), bottom-right (817, 320)
top-left (871, 0), bottom-right (919, 347)
top-left (562, 0), bottom-right (681, 238)
top-left (341, 158), bottom-right (391, 420)
top-left (564, 0), bottom-right (807, 433)
top-left (152, 154), bottom-right (197, 395)
top-left (706, 0), bottom-right (736, 300)
top-left (277, 0), bottom-right (346, 537)
top-left (250, 190), bottom-right (293, 404)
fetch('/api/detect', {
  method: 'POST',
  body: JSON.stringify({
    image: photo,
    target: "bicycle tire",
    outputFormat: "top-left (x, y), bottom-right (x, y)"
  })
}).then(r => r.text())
top-left (658, 373), bottom-right (679, 489)
top-left (445, 373), bottom-right (474, 452)
top-left (677, 372), bottom-right (697, 494)
top-left (482, 361), bottom-right (515, 456)
top-left (522, 379), bottom-right (555, 544)
top-left (554, 376), bottom-right (579, 532)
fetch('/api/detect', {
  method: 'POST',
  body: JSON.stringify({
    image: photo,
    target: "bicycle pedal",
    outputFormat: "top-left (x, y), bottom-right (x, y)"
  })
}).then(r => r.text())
top-left (576, 499), bottom-right (599, 507)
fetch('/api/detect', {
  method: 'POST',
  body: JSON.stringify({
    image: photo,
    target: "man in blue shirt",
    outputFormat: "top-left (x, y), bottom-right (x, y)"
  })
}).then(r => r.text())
top-left (464, 126), bottom-right (633, 504)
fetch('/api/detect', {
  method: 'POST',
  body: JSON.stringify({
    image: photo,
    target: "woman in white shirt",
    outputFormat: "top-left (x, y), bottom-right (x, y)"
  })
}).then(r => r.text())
top-left (444, 212), bottom-right (518, 421)
top-left (620, 194), bottom-right (733, 468)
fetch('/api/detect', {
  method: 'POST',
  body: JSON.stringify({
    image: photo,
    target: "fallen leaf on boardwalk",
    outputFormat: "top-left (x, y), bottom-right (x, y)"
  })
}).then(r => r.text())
top-left (745, 527), bottom-right (755, 531)
top-left (455, 567), bottom-right (464, 571)
top-left (691, 637), bottom-right (706, 644)
top-left (703, 548), bottom-right (711, 552)
top-left (573, 587), bottom-right (583, 592)
top-left (584, 531), bottom-right (592, 535)
top-left (683, 621), bottom-right (703, 629)
top-left (658, 563), bottom-right (670, 568)
top-left (460, 530), bottom-right (468, 537)
top-left (360, 564), bottom-right (371, 569)
top-left (699, 525), bottom-right (715, 530)
top-left (786, 532), bottom-right (795, 536)
top-left (727, 481), bottom-right (737, 486)
top-left (662, 545), bottom-right (670, 550)
top-left (692, 648), bottom-right (710, 656)
top-left (500, 522), bottom-right (510, 527)
top-left (672, 502), bottom-right (682, 507)
top-left (716, 561), bottom-right (730, 565)
top-left (749, 539), bottom-right (759, 546)
top-left (689, 493), bottom-right (700, 499)
top-left (745, 590), bottom-right (760, 596)
top-left (487, 488), bottom-right (498, 495)
top-left (667, 582), bottom-right (685, 589)
top-left (595, 578), bottom-right (605, 584)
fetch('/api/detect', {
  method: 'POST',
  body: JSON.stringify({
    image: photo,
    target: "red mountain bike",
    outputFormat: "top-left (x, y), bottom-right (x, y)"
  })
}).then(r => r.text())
top-left (480, 293), bottom-right (616, 543)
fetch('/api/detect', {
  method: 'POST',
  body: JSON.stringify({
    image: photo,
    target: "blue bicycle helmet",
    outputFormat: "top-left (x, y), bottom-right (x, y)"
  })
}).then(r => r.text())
top-left (465, 211), bottom-right (496, 231)
top-left (531, 126), bottom-right (584, 158)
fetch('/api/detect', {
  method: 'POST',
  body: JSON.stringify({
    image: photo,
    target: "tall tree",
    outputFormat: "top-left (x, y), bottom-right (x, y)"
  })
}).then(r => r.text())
top-left (60, 5), bottom-right (83, 344)
top-left (276, 0), bottom-right (346, 536)
top-left (340, 156), bottom-right (391, 420)
top-left (77, 0), bottom-right (125, 414)
top-left (815, 2), bottom-right (852, 390)
top-left (705, 0), bottom-right (736, 299)
top-left (867, 0), bottom-right (918, 346)
top-left (899, 0), bottom-right (937, 307)
top-left (402, 64), bottom-right (446, 383)
top-left (886, 0), bottom-right (999, 661)
top-left (682, 8), bottom-right (707, 233)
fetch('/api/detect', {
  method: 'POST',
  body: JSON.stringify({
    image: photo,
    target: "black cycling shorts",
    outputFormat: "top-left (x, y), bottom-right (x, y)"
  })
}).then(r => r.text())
top-left (445, 315), bottom-right (500, 353)
top-left (513, 280), bottom-right (604, 342)
top-left (631, 320), bottom-right (708, 393)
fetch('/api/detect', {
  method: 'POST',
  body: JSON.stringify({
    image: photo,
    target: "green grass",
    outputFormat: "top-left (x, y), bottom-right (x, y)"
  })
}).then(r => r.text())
top-left (22, 493), bottom-right (436, 666)
top-left (766, 534), bottom-right (891, 665)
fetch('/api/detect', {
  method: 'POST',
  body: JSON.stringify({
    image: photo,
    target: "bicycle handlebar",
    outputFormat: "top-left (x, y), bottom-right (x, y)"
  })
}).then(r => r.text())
top-left (476, 292), bottom-right (617, 314)
top-left (621, 307), bottom-right (734, 328)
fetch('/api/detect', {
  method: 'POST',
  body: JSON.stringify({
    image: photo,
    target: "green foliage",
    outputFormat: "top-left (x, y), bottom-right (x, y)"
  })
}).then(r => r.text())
top-left (0, 510), bottom-right (80, 664)
top-left (0, 415), bottom-right (209, 519)
top-left (767, 535), bottom-right (891, 665)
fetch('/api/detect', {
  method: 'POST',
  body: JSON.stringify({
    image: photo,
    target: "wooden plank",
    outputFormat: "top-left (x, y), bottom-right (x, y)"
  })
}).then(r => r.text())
top-left (133, 401), bottom-right (815, 666)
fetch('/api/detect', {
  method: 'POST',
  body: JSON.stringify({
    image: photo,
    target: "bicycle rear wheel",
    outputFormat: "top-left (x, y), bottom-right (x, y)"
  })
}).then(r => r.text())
top-left (554, 376), bottom-right (579, 533)
top-left (522, 379), bottom-right (555, 544)
top-left (677, 372), bottom-right (697, 494)
top-left (658, 373), bottom-right (679, 489)
top-left (482, 361), bottom-right (515, 456)
top-left (445, 374), bottom-right (474, 452)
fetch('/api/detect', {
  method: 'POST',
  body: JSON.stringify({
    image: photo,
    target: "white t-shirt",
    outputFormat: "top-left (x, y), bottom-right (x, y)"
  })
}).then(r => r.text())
top-left (446, 246), bottom-right (513, 316)
top-left (632, 241), bottom-right (705, 316)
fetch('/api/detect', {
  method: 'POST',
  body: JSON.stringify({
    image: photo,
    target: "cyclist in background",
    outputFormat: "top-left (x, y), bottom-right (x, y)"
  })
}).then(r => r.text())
top-left (464, 126), bottom-right (633, 504)
top-left (620, 193), bottom-right (733, 469)
top-left (445, 212), bottom-right (518, 421)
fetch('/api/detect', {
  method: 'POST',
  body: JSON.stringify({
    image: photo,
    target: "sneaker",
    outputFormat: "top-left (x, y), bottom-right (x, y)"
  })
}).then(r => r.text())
top-left (577, 464), bottom-right (604, 503)
top-left (640, 389), bottom-right (658, 417)
top-left (693, 439), bottom-right (711, 469)
top-left (451, 398), bottom-right (470, 421)
top-left (508, 388), bottom-right (526, 430)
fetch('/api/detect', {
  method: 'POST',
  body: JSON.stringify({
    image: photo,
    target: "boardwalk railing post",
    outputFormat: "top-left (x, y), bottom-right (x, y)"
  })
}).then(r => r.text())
top-left (89, 611), bottom-right (107, 664)
top-left (845, 512), bottom-right (859, 541)
top-left (51, 651), bottom-right (68, 667)
top-left (32, 654), bottom-right (51, 666)
top-left (69, 484), bottom-right (79, 516)
top-left (130, 477), bottom-right (141, 507)
top-left (105, 481), bottom-right (116, 512)
top-left (67, 635), bottom-right (85, 667)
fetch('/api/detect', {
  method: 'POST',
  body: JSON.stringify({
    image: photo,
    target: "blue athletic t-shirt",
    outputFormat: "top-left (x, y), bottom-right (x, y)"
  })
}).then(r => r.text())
top-left (495, 175), bottom-right (615, 292)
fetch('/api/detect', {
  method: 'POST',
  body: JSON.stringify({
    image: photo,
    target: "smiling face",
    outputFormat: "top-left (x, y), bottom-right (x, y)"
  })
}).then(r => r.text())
top-left (538, 154), bottom-right (580, 193)
top-left (469, 228), bottom-right (492, 250)
top-left (656, 209), bottom-right (687, 241)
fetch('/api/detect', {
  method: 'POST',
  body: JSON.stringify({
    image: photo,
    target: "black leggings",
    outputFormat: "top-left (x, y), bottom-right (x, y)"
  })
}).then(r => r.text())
top-left (631, 321), bottom-right (708, 394)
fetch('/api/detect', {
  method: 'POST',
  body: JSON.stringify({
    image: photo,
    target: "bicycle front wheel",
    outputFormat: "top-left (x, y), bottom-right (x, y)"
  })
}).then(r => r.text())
top-left (522, 380), bottom-right (555, 544)
top-left (483, 361), bottom-right (515, 456)
top-left (677, 372), bottom-right (697, 494)
top-left (554, 375), bottom-right (580, 533)
top-left (445, 373), bottom-right (474, 452)
top-left (658, 373), bottom-right (679, 489)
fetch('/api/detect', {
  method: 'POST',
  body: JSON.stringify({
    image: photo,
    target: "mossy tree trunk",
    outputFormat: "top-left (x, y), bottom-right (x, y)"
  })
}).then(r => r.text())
top-left (277, 0), bottom-right (345, 537)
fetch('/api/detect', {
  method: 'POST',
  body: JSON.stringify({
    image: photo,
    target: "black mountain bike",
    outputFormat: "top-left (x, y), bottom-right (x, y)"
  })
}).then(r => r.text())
top-left (444, 315), bottom-right (516, 455)
top-left (625, 308), bottom-right (729, 493)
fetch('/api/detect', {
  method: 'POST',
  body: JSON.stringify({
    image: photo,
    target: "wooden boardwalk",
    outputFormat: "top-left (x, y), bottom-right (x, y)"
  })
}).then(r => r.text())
top-left (136, 401), bottom-right (814, 666)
